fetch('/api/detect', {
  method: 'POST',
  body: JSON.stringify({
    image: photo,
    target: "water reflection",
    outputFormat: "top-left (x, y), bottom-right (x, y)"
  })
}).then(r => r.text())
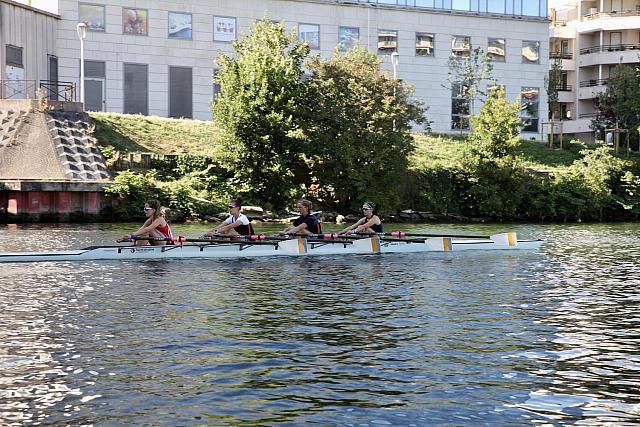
top-left (0, 223), bottom-right (639, 425)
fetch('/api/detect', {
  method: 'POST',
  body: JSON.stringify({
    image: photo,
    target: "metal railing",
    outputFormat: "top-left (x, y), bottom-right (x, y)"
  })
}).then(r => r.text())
top-left (579, 112), bottom-right (598, 118)
top-left (0, 79), bottom-right (37, 99)
top-left (550, 51), bottom-right (573, 59)
top-left (557, 84), bottom-right (573, 91)
top-left (583, 9), bottom-right (640, 20)
top-left (0, 79), bottom-right (75, 102)
top-left (579, 78), bottom-right (608, 87)
top-left (39, 80), bottom-right (76, 102)
top-left (580, 43), bottom-right (640, 55)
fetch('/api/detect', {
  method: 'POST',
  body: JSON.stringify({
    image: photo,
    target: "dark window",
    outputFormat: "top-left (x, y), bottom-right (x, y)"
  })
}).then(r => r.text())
top-left (123, 63), bottom-right (148, 115)
top-left (451, 82), bottom-right (470, 130)
top-left (85, 60), bottom-right (106, 78)
top-left (169, 66), bottom-right (192, 118)
top-left (48, 55), bottom-right (58, 101)
top-left (6, 45), bottom-right (23, 67)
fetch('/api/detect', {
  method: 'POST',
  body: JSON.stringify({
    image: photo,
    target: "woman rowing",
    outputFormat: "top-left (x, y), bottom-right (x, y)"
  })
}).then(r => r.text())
top-left (204, 197), bottom-right (254, 238)
top-left (280, 199), bottom-right (321, 235)
top-left (340, 201), bottom-right (383, 234)
top-left (123, 199), bottom-right (173, 246)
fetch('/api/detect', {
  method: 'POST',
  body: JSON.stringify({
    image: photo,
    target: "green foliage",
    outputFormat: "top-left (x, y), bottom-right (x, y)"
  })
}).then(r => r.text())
top-left (468, 85), bottom-right (521, 164)
top-left (444, 47), bottom-right (494, 114)
top-left (545, 58), bottom-right (563, 119)
top-left (300, 47), bottom-right (427, 212)
top-left (211, 19), bottom-right (309, 210)
top-left (593, 65), bottom-right (640, 141)
top-left (103, 171), bottom-right (167, 218)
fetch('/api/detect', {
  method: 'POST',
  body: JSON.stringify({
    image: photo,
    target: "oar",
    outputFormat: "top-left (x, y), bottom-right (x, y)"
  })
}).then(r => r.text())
top-left (116, 236), bottom-right (176, 243)
top-left (355, 231), bottom-right (491, 239)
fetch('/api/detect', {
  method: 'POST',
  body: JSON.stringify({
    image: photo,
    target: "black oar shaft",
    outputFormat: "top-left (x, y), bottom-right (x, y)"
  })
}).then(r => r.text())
top-left (356, 232), bottom-right (490, 239)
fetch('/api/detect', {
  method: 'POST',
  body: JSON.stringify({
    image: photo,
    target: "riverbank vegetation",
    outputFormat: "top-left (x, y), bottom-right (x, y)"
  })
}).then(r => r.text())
top-left (94, 20), bottom-right (640, 223)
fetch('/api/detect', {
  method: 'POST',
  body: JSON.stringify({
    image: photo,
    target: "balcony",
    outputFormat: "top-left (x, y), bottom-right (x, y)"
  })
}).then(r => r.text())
top-left (557, 85), bottom-right (574, 103)
top-left (578, 10), bottom-right (640, 33)
top-left (583, 9), bottom-right (640, 20)
top-left (550, 51), bottom-right (573, 59)
top-left (0, 80), bottom-right (76, 101)
top-left (578, 43), bottom-right (640, 66)
top-left (578, 79), bottom-right (607, 99)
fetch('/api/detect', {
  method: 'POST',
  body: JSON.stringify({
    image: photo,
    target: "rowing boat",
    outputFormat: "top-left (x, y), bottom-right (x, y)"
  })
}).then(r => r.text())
top-left (0, 233), bottom-right (543, 263)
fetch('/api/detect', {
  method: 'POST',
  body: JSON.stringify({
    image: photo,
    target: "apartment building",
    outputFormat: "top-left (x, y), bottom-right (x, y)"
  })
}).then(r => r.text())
top-left (549, 0), bottom-right (640, 140)
top-left (6, 0), bottom-right (550, 136)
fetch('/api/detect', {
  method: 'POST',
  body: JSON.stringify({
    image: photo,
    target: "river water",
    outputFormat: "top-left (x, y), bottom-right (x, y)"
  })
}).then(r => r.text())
top-left (0, 222), bottom-right (639, 426)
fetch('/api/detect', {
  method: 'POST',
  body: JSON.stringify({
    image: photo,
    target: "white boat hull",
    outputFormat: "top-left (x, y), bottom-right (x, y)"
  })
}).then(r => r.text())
top-left (0, 238), bottom-right (544, 263)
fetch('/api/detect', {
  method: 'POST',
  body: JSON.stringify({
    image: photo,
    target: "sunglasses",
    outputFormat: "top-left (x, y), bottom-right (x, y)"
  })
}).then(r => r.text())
top-left (143, 207), bottom-right (154, 211)
top-left (362, 207), bottom-right (372, 211)
top-left (228, 205), bottom-right (237, 209)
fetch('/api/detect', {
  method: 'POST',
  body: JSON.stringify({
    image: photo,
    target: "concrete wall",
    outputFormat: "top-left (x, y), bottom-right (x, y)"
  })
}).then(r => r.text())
top-left (55, 0), bottom-right (549, 136)
top-left (0, 0), bottom-right (59, 83)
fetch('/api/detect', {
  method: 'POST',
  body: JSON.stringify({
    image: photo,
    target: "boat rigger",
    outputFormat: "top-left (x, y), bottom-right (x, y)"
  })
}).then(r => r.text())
top-left (0, 233), bottom-right (543, 263)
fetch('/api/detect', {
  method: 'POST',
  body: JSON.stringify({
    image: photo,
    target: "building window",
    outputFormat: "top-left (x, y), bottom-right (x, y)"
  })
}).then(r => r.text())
top-left (212, 69), bottom-right (221, 99)
top-left (79, 4), bottom-right (105, 32)
top-left (451, 35), bottom-right (470, 58)
top-left (6, 45), bottom-right (23, 67)
top-left (522, 41), bottom-right (540, 64)
top-left (168, 12), bottom-right (192, 40)
top-left (487, 0), bottom-right (505, 13)
top-left (214, 16), bottom-right (236, 42)
top-left (520, 87), bottom-right (539, 132)
top-left (299, 23), bottom-right (320, 50)
top-left (378, 29), bottom-right (398, 54)
top-left (123, 63), bottom-right (148, 115)
top-left (169, 66), bottom-right (192, 119)
top-left (452, 0), bottom-right (470, 10)
top-left (522, 0), bottom-right (541, 16)
top-left (84, 60), bottom-right (106, 111)
top-left (415, 33), bottom-right (435, 56)
top-left (488, 38), bottom-right (505, 62)
top-left (338, 27), bottom-right (359, 51)
top-left (451, 83), bottom-right (470, 130)
top-left (122, 8), bottom-right (148, 35)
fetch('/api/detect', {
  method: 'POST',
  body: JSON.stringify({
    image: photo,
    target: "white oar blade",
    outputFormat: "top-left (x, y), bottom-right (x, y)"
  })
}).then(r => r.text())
top-left (352, 237), bottom-right (381, 254)
top-left (490, 232), bottom-right (518, 247)
top-left (426, 237), bottom-right (453, 251)
top-left (278, 238), bottom-right (308, 255)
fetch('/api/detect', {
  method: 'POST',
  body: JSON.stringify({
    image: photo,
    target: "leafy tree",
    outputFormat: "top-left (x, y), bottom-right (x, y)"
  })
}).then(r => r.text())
top-left (443, 47), bottom-right (493, 129)
top-left (300, 47), bottom-right (427, 212)
top-left (468, 85), bottom-right (521, 164)
top-left (592, 64), bottom-right (640, 147)
top-left (211, 19), bottom-right (309, 210)
top-left (545, 58), bottom-right (563, 120)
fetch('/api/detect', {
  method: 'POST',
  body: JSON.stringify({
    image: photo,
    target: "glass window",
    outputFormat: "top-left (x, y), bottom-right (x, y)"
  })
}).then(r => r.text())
top-left (6, 45), bottom-right (23, 67)
top-left (79, 4), bottom-right (105, 32)
top-left (214, 16), bottom-right (237, 42)
top-left (168, 12), bottom-right (192, 39)
top-left (378, 29), bottom-right (398, 54)
top-left (415, 0), bottom-right (435, 6)
top-left (416, 33), bottom-right (435, 56)
top-left (338, 27), bottom-right (359, 51)
top-left (487, 0), bottom-right (505, 13)
top-left (522, 0), bottom-right (540, 16)
top-left (122, 8), bottom-right (148, 35)
top-left (169, 66), bottom-right (192, 119)
top-left (488, 38), bottom-right (505, 62)
top-left (299, 23), bottom-right (320, 50)
top-left (452, 0), bottom-right (470, 10)
top-left (522, 41), bottom-right (540, 63)
top-left (123, 63), bottom-right (148, 115)
top-left (451, 35), bottom-right (471, 58)
top-left (520, 87), bottom-right (539, 132)
top-left (451, 83), bottom-right (470, 130)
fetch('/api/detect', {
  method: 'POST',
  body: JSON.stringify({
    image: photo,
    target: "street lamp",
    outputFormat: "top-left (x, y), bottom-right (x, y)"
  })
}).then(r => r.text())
top-left (390, 51), bottom-right (399, 131)
top-left (76, 22), bottom-right (87, 106)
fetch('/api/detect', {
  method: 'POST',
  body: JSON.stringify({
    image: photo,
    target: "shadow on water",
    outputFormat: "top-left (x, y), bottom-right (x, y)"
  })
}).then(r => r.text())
top-left (1, 223), bottom-right (640, 425)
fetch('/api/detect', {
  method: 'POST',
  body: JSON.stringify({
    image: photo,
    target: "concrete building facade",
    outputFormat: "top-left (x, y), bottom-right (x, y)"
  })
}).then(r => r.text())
top-left (48, 0), bottom-right (549, 136)
top-left (549, 0), bottom-right (640, 140)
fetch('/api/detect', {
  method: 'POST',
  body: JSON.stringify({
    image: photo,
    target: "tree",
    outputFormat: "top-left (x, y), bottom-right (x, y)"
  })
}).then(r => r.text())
top-left (468, 85), bottom-right (521, 164)
top-left (211, 19), bottom-right (309, 210)
top-left (592, 64), bottom-right (640, 148)
top-left (444, 47), bottom-right (493, 129)
top-left (545, 58), bottom-right (563, 120)
top-left (300, 47), bottom-right (427, 212)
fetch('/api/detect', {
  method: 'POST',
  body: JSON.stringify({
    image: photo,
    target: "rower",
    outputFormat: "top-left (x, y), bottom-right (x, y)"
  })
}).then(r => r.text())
top-left (281, 199), bottom-right (321, 235)
top-left (204, 197), bottom-right (254, 238)
top-left (339, 201), bottom-right (383, 235)
top-left (123, 199), bottom-right (173, 246)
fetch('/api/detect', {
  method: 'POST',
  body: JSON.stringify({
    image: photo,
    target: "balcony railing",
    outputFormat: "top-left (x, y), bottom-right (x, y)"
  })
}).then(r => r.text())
top-left (0, 79), bottom-right (75, 102)
top-left (580, 43), bottom-right (640, 55)
top-left (557, 84), bottom-right (573, 91)
top-left (579, 78), bottom-right (608, 88)
top-left (550, 51), bottom-right (573, 59)
top-left (579, 112), bottom-right (598, 118)
top-left (583, 9), bottom-right (640, 20)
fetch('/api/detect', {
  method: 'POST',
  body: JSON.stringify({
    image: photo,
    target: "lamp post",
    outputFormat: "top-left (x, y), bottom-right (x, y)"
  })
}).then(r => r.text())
top-left (76, 22), bottom-right (87, 106)
top-left (391, 51), bottom-right (399, 131)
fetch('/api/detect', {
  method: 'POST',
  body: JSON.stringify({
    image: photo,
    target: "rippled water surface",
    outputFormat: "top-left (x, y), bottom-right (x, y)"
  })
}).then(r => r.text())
top-left (1, 223), bottom-right (639, 426)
